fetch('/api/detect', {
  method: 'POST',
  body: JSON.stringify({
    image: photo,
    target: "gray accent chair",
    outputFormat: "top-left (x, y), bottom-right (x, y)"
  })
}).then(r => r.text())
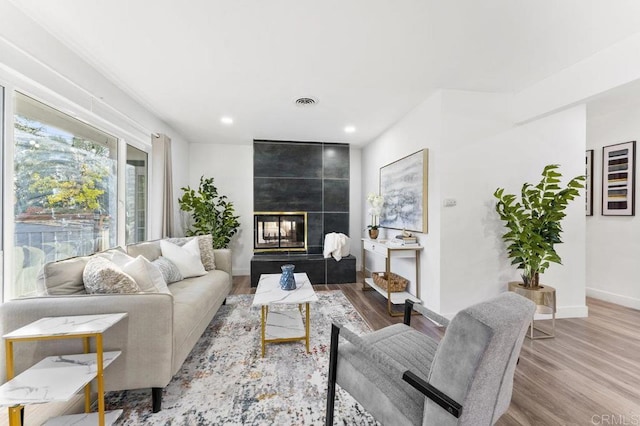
top-left (325, 292), bottom-right (536, 425)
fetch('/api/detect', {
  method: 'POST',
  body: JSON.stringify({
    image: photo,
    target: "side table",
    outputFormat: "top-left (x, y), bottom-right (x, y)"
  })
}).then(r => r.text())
top-left (508, 282), bottom-right (556, 339)
top-left (0, 313), bottom-right (127, 426)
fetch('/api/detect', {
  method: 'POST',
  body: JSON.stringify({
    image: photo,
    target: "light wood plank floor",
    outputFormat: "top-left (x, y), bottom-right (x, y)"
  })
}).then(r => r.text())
top-left (6, 277), bottom-right (638, 425)
top-left (234, 275), bottom-right (640, 425)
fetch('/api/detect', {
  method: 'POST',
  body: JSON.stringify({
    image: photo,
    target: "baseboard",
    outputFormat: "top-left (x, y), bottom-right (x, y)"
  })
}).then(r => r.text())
top-left (586, 287), bottom-right (640, 310)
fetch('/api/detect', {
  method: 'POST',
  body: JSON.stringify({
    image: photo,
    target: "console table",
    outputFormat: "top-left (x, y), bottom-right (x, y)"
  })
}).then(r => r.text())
top-left (0, 313), bottom-right (127, 426)
top-left (361, 238), bottom-right (423, 316)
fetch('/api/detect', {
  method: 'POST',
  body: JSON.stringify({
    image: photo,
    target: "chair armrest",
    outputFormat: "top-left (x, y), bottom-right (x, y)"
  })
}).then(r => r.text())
top-left (405, 300), bottom-right (450, 327)
top-left (332, 323), bottom-right (462, 419)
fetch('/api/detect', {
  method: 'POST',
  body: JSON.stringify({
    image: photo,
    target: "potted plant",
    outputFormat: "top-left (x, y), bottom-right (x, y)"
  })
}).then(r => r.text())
top-left (366, 193), bottom-right (384, 239)
top-left (493, 164), bottom-right (585, 288)
top-left (178, 176), bottom-right (240, 249)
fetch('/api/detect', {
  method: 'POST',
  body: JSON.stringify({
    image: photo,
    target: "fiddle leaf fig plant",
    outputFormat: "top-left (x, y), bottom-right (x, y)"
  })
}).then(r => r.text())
top-left (178, 176), bottom-right (240, 249)
top-left (494, 164), bottom-right (585, 288)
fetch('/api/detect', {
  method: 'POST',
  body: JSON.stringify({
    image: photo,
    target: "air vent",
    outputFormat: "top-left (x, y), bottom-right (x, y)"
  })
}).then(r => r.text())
top-left (294, 97), bottom-right (318, 106)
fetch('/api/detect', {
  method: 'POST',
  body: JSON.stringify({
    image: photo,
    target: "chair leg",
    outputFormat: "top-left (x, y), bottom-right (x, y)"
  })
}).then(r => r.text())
top-left (404, 300), bottom-right (414, 326)
top-left (223, 298), bottom-right (227, 305)
top-left (152, 387), bottom-right (163, 413)
top-left (325, 324), bottom-right (340, 426)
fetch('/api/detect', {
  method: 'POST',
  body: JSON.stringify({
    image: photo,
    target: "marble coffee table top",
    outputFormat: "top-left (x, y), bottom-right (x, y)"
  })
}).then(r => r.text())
top-left (252, 273), bottom-right (319, 306)
top-left (3, 313), bottom-right (128, 339)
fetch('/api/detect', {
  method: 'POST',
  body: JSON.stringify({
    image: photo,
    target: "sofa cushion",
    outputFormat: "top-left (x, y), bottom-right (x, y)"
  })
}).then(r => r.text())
top-left (152, 256), bottom-right (183, 284)
top-left (37, 255), bottom-right (89, 295)
top-left (126, 240), bottom-right (162, 262)
top-left (36, 247), bottom-right (126, 296)
top-left (83, 257), bottom-right (140, 294)
top-left (160, 239), bottom-right (206, 278)
top-left (111, 252), bottom-right (170, 294)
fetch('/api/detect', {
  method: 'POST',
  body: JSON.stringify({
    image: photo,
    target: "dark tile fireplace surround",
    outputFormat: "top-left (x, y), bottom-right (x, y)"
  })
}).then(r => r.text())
top-left (250, 140), bottom-right (356, 287)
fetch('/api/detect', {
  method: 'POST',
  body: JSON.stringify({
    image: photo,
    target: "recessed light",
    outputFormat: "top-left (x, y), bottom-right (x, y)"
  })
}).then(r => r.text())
top-left (344, 125), bottom-right (356, 133)
top-left (221, 116), bottom-right (234, 125)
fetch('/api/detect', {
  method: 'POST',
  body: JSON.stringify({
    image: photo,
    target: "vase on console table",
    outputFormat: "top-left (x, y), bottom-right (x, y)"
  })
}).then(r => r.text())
top-left (368, 228), bottom-right (379, 240)
top-left (280, 264), bottom-right (296, 290)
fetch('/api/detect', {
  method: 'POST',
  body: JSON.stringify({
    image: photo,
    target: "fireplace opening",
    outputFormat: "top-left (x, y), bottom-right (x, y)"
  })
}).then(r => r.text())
top-left (254, 212), bottom-right (307, 252)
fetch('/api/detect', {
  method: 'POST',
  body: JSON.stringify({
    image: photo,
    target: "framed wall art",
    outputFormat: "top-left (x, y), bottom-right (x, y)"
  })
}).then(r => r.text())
top-left (586, 150), bottom-right (593, 216)
top-left (379, 149), bottom-right (428, 233)
top-left (602, 141), bottom-right (635, 216)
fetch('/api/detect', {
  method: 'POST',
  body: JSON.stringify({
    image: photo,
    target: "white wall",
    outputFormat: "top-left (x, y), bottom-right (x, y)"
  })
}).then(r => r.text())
top-left (586, 106), bottom-right (640, 309)
top-left (362, 90), bottom-right (588, 318)
top-left (187, 143), bottom-right (253, 275)
top-left (362, 91), bottom-right (443, 311)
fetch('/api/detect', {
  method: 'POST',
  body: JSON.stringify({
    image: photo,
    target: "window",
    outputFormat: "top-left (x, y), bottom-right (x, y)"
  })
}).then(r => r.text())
top-left (12, 92), bottom-right (118, 298)
top-left (125, 144), bottom-right (148, 244)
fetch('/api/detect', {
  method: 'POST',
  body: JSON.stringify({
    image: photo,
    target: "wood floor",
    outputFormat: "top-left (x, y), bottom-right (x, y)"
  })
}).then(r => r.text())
top-left (234, 275), bottom-right (640, 426)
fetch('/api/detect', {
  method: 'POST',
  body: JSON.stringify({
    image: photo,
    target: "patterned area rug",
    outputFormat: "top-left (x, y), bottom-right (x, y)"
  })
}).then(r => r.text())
top-left (106, 290), bottom-right (379, 425)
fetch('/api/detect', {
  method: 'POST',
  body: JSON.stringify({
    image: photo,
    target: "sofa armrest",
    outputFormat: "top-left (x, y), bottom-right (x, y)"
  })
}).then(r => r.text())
top-left (213, 249), bottom-right (232, 276)
top-left (0, 293), bottom-right (175, 391)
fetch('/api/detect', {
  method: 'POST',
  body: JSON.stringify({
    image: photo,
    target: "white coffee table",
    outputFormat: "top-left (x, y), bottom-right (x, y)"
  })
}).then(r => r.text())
top-left (252, 273), bottom-right (318, 357)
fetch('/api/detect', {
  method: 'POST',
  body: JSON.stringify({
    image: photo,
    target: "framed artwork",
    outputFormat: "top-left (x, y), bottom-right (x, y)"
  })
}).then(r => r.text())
top-left (379, 149), bottom-right (428, 233)
top-left (602, 141), bottom-right (636, 216)
top-left (586, 150), bottom-right (593, 216)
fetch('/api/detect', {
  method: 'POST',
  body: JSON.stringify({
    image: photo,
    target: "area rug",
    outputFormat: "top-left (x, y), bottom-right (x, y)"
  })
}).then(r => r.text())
top-left (106, 290), bottom-right (379, 425)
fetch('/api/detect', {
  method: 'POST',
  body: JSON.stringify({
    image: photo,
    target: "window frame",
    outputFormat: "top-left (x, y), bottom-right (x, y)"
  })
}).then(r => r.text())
top-left (1, 84), bottom-right (152, 301)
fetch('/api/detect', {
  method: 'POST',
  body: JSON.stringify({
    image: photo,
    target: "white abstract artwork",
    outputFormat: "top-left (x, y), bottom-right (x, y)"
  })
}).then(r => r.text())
top-left (379, 149), bottom-right (428, 233)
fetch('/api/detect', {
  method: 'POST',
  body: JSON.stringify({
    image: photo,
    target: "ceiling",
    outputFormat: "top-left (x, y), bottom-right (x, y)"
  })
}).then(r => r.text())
top-left (11, 0), bottom-right (640, 146)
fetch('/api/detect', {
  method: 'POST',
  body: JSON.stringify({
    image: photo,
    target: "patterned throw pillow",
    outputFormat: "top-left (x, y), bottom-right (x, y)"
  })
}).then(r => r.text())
top-left (152, 256), bottom-right (183, 284)
top-left (83, 257), bottom-right (140, 294)
top-left (197, 235), bottom-right (216, 271)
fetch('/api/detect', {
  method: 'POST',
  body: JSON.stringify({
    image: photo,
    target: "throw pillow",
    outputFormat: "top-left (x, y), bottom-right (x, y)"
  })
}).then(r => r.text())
top-left (111, 252), bottom-right (170, 294)
top-left (152, 256), bottom-right (184, 284)
top-left (197, 235), bottom-right (216, 271)
top-left (83, 257), bottom-right (140, 294)
top-left (160, 238), bottom-right (207, 278)
top-left (167, 235), bottom-right (216, 271)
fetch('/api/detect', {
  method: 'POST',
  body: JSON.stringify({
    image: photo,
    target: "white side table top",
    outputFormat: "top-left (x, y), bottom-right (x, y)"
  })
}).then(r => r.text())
top-left (3, 313), bottom-right (128, 339)
top-left (252, 273), bottom-right (319, 306)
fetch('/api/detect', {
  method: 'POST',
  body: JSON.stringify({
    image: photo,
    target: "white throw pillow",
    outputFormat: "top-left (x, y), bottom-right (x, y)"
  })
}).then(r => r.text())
top-left (160, 238), bottom-right (207, 278)
top-left (110, 252), bottom-right (170, 294)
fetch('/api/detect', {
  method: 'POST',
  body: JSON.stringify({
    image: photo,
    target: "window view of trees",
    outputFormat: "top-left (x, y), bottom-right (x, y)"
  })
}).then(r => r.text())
top-left (12, 93), bottom-right (118, 299)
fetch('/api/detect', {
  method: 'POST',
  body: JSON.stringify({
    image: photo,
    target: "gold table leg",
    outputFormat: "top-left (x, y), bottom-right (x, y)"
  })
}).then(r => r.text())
top-left (261, 306), bottom-right (266, 357)
top-left (83, 337), bottom-right (91, 413)
top-left (305, 303), bottom-right (310, 353)
top-left (96, 334), bottom-right (105, 426)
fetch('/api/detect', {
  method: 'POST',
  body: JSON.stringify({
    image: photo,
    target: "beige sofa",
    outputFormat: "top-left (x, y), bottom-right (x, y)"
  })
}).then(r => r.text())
top-left (0, 238), bottom-right (232, 412)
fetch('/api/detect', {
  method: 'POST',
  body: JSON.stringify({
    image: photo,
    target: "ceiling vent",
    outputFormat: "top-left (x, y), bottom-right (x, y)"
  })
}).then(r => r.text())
top-left (294, 97), bottom-right (318, 106)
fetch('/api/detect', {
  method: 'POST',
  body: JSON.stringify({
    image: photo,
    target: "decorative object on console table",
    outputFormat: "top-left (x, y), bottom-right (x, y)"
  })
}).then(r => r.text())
top-left (379, 149), bottom-right (428, 233)
top-left (586, 149), bottom-right (594, 216)
top-left (494, 164), bottom-right (585, 289)
top-left (508, 282), bottom-right (556, 339)
top-left (366, 192), bottom-right (384, 239)
top-left (372, 271), bottom-right (408, 292)
top-left (602, 141), bottom-right (635, 216)
top-left (279, 264), bottom-right (296, 290)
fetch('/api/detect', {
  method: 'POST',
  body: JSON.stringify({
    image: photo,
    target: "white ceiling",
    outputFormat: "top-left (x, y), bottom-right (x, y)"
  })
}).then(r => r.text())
top-left (11, 0), bottom-right (640, 146)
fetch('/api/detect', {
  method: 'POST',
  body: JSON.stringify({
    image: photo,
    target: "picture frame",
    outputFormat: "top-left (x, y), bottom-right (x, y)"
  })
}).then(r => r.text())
top-left (602, 141), bottom-right (635, 216)
top-left (586, 150), bottom-right (593, 216)
top-left (379, 149), bottom-right (428, 233)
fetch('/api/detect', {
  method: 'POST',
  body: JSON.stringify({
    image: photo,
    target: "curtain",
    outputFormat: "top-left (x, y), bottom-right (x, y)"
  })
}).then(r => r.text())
top-left (152, 133), bottom-right (174, 238)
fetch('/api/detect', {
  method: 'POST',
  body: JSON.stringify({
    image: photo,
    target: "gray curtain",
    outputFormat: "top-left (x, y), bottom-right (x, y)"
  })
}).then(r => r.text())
top-left (153, 133), bottom-right (174, 238)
